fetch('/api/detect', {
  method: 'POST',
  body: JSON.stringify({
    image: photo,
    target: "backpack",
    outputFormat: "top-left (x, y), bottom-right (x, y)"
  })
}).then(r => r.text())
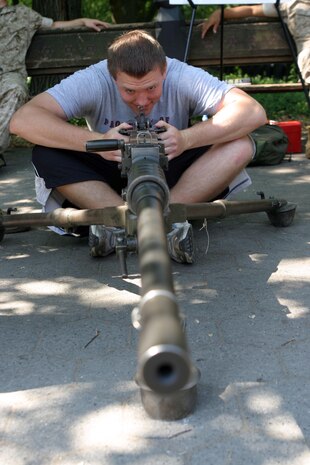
top-left (249, 124), bottom-right (289, 166)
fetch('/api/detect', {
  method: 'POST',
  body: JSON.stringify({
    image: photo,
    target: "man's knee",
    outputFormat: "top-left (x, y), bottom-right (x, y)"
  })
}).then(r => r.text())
top-left (230, 135), bottom-right (256, 167)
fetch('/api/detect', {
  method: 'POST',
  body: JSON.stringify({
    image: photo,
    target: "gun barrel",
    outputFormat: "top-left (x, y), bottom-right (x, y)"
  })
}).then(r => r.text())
top-left (134, 194), bottom-right (197, 395)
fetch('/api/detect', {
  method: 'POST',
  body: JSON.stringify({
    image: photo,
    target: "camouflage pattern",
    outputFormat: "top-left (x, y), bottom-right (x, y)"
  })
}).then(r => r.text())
top-left (280, 0), bottom-right (310, 84)
top-left (279, 1), bottom-right (310, 48)
top-left (279, 0), bottom-right (309, 84)
top-left (0, 4), bottom-right (49, 78)
top-left (0, 5), bottom-right (52, 153)
top-left (0, 73), bottom-right (28, 153)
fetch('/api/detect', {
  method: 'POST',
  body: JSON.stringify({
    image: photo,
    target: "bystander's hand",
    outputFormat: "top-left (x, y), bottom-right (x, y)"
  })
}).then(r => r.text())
top-left (197, 9), bottom-right (221, 38)
top-left (81, 18), bottom-right (111, 31)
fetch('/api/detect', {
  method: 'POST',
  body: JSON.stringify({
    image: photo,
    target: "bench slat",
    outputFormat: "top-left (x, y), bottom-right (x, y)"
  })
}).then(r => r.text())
top-left (26, 19), bottom-right (307, 95)
top-left (26, 19), bottom-right (292, 75)
top-left (236, 83), bottom-right (304, 93)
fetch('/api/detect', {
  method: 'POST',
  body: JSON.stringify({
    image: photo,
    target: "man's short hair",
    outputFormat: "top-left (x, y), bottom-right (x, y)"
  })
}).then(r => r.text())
top-left (107, 30), bottom-right (167, 79)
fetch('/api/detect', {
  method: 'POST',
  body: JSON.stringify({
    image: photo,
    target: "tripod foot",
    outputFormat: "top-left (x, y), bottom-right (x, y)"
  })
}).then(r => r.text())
top-left (267, 202), bottom-right (297, 227)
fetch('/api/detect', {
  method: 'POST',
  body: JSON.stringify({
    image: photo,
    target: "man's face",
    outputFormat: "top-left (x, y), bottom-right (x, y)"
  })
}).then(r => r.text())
top-left (114, 66), bottom-right (166, 115)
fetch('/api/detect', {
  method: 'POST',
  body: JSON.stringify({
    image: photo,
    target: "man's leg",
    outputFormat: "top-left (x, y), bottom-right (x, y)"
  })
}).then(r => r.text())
top-left (0, 74), bottom-right (28, 162)
top-left (170, 136), bottom-right (253, 203)
top-left (56, 180), bottom-right (124, 209)
top-left (166, 137), bottom-right (253, 263)
top-left (32, 145), bottom-right (127, 253)
top-left (56, 137), bottom-right (252, 261)
top-left (297, 47), bottom-right (310, 85)
top-left (55, 181), bottom-right (124, 257)
top-left (32, 145), bottom-right (126, 209)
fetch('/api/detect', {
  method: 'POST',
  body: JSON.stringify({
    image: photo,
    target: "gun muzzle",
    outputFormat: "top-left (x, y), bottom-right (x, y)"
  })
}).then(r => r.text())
top-left (139, 343), bottom-right (192, 393)
top-left (134, 291), bottom-right (200, 420)
top-left (136, 291), bottom-right (191, 394)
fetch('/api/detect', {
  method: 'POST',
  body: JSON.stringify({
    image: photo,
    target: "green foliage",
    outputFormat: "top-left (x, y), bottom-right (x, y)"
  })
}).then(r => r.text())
top-left (182, 5), bottom-right (217, 20)
top-left (14, 0), bottom-right (216, 22)
top-left (222, 66), bottom-right (309, 123)
top-left (80, 1), bottom-right (216, 23)
top-left (81, 0), bottom-right (113, 22)
top-left (15, 0), bottom-right (158, 22)
top-left (9, 0), bottom-right (32, 5)
top-left (69, 117), bottom-right (86, 127)
top-left (254, 93), bottom-right (309, 122)
top-left (109, 0), bottom-right (157, 23)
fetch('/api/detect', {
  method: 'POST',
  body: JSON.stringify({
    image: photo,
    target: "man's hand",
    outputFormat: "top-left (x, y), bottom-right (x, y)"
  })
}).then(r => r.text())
top-left (82, 18), bottom-right (111, 32)
top-left (197, 10), bottom-right (221, 38)
top-left (155, 121), bottom-right (187, 161)
top-left (95, 122), bottom-right (132, 162)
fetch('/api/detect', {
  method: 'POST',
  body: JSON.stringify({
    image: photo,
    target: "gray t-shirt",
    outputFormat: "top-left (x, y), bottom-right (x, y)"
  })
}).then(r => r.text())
top-left (40, 59), bottom-right (251, 227)
top-left (47, 57), bottom-right (233, 132)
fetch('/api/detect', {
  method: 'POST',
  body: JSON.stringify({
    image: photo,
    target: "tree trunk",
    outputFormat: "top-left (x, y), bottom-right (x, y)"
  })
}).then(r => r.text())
top-left (30, 1), bottom-right (82, 96)
top-left (32, 0), bottom-right (81, 20)
top-left (109, 0), bottom-right (157, 23)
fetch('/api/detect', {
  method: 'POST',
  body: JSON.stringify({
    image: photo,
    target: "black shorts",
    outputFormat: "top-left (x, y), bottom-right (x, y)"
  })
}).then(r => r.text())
top-left (32, 145), bottom-right (211, 195)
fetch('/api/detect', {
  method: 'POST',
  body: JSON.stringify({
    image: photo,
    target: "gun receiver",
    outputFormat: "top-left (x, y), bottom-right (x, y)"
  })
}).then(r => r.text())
top-left (86, 112), bottom-right (199, 419)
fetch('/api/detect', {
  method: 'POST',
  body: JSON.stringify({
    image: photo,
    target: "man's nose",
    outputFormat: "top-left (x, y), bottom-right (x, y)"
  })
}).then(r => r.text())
top-left (135, 94), bottom-right (148, 107)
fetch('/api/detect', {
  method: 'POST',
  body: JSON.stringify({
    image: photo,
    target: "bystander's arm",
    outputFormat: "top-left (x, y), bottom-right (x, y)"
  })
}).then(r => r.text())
top-left (51, 18), bottom-right (110, 31)
top-left (199, 5), bottom-right (265, 38)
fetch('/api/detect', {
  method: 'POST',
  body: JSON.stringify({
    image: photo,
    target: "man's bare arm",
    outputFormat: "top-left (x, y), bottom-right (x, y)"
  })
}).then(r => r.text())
top-left (9, 92), bottom-right (131, 162)
top-left (155, 88), bottom-right (267, 160)
top-left (182, 88), bottom-right (267, 150)
top-left (9, 93), bottom-right (103, 151)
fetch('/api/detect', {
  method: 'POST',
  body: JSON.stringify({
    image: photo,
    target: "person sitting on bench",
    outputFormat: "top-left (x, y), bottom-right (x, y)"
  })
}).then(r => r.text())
top-left (0, 0), bottom-right (110, 168)
top-left (199, 1), bottom-right (309, 86)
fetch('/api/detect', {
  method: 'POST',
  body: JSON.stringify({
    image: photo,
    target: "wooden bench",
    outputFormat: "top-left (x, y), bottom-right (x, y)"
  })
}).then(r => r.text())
top-left (26, 18), bottom-right (306, 95)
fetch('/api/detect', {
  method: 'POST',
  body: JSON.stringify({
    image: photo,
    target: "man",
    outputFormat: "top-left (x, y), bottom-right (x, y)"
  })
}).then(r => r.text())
top-left (10, 29), bottom-right (267, 263)
top-left (0, 0), bottom-right (110, 168)
top-left (199, 1), bottom-right (310, 85)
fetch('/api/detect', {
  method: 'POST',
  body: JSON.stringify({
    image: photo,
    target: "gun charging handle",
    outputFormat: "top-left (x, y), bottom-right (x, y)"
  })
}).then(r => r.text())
top-left (86, 139), bottom-right (124, 152)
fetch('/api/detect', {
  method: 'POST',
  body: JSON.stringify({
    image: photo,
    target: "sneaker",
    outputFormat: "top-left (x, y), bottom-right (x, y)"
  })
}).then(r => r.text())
top-left (89, 225), bottom-right (119, 257)
top-left (0, 154), bottom-right (6, 168)
top-left (167, 221), bottom-right (194, 264)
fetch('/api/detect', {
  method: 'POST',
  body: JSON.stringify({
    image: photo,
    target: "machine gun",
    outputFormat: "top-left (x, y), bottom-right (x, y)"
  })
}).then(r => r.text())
top-left (86, 111), bottom-right (170, 278)
top-left (0, 113), bottom-right (297, 420)
top-left (86, 112), bottom-right (200, 420)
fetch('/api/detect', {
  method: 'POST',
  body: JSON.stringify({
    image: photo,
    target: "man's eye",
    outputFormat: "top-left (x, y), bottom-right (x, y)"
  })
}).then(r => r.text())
top-left (126, 89), bottom-right (134, 94)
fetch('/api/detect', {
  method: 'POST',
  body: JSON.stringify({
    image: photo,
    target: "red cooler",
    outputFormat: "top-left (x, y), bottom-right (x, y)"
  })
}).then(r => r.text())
top-left (276, 121), bottom-right (302, 153)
